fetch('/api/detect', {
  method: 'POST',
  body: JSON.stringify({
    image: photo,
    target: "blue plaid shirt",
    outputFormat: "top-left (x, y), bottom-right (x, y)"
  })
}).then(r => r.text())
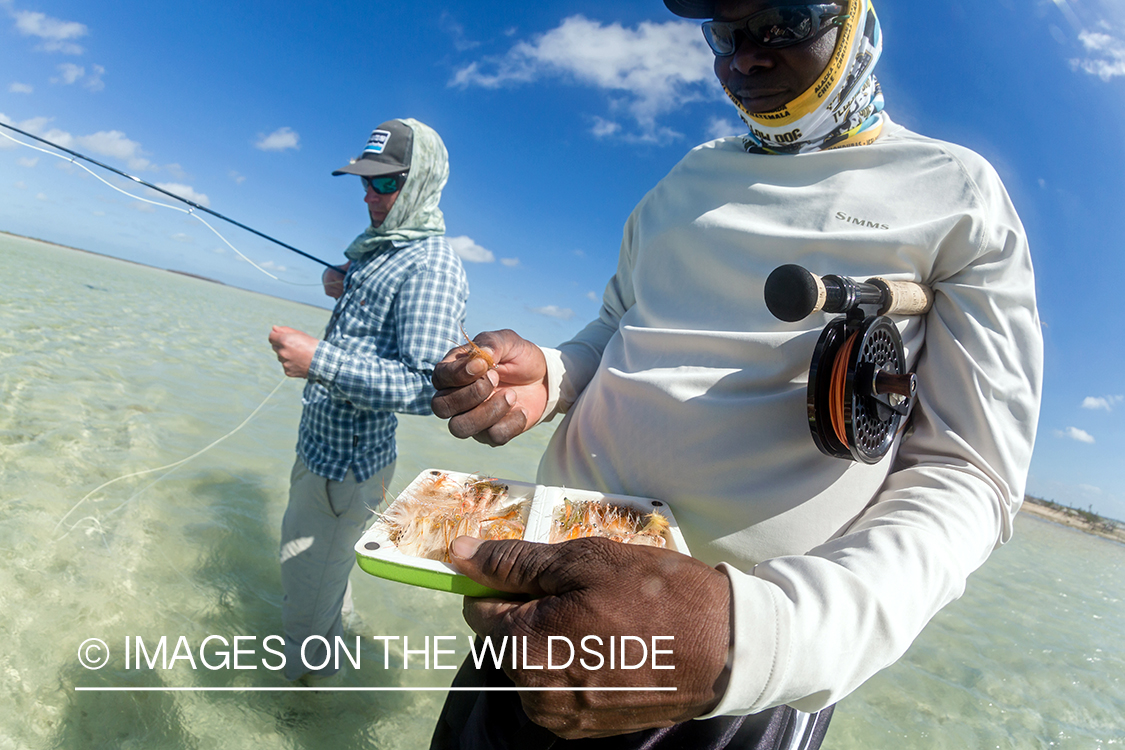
top-left (297, 235), bottom-right (468, 482)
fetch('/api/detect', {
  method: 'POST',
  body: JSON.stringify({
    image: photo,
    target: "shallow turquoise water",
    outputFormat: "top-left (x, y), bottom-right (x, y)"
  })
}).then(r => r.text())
top-left (1, 233), bottom-right (1122, 749)
top-left (827, 515), bottom-right (1124, 749)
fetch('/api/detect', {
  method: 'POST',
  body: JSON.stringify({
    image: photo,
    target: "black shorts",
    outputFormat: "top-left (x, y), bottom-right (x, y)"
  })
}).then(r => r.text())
top-left (430, 652), bottom-right (834, 750)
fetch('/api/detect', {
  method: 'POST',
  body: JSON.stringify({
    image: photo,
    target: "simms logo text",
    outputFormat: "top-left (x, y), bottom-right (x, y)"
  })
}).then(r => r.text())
top-left (835, 211), bottom-right (890, 230)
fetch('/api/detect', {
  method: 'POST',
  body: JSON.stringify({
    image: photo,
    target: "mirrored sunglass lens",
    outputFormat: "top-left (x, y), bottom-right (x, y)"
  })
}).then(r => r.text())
top-left (703, 24), bottom-right (736, 55)
top-left (752, 8), bottom-right (817, 47)
top-left (704, 7), bottom-right (822, 54)
top-left (363, 176), bottom-right (401, 194)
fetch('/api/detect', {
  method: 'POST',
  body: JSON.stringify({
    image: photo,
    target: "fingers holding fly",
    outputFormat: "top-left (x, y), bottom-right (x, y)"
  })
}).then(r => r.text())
top-left (433, 329), bottom-right (516, 389)
top-left (432, 363), bottom-right (498, 419)
top-left (430, 328), bottom-right (539, 444)
top-left (432, 345), bottom-right (496, 391)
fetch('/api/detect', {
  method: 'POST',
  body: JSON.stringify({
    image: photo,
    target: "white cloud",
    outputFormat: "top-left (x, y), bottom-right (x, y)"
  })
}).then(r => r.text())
top-left (16, 156), bottom-right (37, 167)
top-left (153, 182), bottom-right (210, 207)
top-left (440, 12), bottom-right (480, 52)
top-left (69, 129), bottom-right (150, 171)
top-left (586, 291), bottom-right (599, 302)
top-left (131, 202), bottom-right (157, 213)
top-left (1057, 426), bottom-right (1096, 444)
top-left (529, 305), bottom-right (576, 320)
top-left (164, 163), bottom-right (188, 181)
top-left (7, 114), bottom-right (49, 132)
top-left (259, 259), bottom-right (288, 272)
top-left (13, 118), bottom-right (151, 171)
top-left (13, 9), bottom-right (87, 54)
top-left (52, 63), bottom-right (84, 84)
top-left (229, 170), bottom-right (246, 185)
top-left (706, 115), bottom-right (744, 141)
top-left (255, 127), bottom-right (300, 152)
top-left (1070, 29), bottom-right (1125, 80)
top-left (448, 235), bottom-right (496, 263)
top-left (500, 257), bottom-right (520, 267)
top-left (450, 15), bottom-right (716, 141)
top-left (14, 181), bottom-right (27, 189)
top-left (170, 232), bottom-right (193, 243)
top-left (1081, 395), bottom-right (1123, 411)
top-left (48, 62), bottom-right (105, 90)
top-left (85, 63), bottom-right (105, 92)
top-left (591, 117), bottom-right (622, 138)
top-left (35, 192), bottom-right (48, 201)
top-left (9, 82), bottom-right (33, 94)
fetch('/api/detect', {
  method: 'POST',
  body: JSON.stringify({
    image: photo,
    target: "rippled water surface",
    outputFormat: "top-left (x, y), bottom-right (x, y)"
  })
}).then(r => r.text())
top-left (1, 234), bottom-right (1122, 749)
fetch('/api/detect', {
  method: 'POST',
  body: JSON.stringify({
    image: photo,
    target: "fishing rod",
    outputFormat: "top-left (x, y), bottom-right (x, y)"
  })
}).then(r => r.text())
top-left (0, 120), bottom-right (341, 271)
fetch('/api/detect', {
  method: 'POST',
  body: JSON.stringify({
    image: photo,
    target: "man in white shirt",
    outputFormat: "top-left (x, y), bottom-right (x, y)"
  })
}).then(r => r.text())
top-left (428, 1), bottom-right (1042, 747)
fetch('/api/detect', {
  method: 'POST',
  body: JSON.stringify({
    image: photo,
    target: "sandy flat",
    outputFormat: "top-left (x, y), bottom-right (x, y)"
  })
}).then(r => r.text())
top-left (1020, 500), bottom-right (1125, 545)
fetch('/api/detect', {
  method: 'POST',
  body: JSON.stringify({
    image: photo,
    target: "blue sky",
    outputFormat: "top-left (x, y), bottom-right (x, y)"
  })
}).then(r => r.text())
top-left (2, 0), bottom-right (1123, 519)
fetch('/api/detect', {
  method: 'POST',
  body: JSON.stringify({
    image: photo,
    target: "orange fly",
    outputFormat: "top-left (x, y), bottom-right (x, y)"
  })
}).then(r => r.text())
top-left (458, 325), bottom-right (496, 370)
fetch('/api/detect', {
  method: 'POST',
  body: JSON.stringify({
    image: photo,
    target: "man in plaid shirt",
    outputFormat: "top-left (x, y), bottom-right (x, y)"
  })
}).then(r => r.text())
top-left (269, 119), bottom-right (468, 681)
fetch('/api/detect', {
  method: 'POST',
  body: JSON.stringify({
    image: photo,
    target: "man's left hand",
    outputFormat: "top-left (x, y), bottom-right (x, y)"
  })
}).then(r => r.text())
top-left (322, 262), bottom-right (349, 299)
top-left (448, 535), bottom-right (731, 739)
top-left (269, 325), bottom-right (319, 379)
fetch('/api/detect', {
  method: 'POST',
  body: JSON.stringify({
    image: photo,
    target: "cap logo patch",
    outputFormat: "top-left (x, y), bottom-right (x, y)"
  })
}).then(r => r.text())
top-left (364, 129), bottom-right (391, 154)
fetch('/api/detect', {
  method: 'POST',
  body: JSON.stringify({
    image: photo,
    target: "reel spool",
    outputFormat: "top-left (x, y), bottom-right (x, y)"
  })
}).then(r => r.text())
top-left (764, 264), bottom-right (933, 464)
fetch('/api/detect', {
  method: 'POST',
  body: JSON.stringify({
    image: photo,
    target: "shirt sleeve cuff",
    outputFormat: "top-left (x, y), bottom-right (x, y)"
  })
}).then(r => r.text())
top-left (308, 340), bottom-right (344, 385)
top-left (537, 346), bottom-right (565, 424)
top-left (694, 562), bottom-right (786, 719)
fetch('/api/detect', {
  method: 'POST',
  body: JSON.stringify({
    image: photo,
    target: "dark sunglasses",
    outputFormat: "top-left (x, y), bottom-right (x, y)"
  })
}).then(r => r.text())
top-left (361, 173), bottom-right (408, 195)
top-left (702, 4), bottom-right (849, 55)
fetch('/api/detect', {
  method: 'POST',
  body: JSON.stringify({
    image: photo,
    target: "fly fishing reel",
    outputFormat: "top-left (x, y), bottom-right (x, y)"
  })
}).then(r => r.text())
top-left (764, 264), bottom-right (934, 464)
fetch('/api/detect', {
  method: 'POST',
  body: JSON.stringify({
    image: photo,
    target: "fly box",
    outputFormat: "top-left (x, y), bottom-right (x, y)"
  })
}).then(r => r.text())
top-left (354, 468), bottom-right (690, 597)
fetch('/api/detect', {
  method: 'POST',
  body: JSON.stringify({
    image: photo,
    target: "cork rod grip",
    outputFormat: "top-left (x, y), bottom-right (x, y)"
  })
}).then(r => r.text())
top-left (868, 278), bottom-right (934, 316)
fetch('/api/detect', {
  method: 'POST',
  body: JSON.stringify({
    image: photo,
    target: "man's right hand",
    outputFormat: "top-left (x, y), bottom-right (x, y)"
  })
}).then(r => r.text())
top-left (431, 329), bottom-right (548, 446)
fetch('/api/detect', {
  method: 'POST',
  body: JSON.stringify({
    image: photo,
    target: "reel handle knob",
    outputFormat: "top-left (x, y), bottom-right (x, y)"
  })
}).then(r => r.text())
top-left (873, 370), bottom-right (916, 399)
top-left (765, 264), bottom-right (934, 321)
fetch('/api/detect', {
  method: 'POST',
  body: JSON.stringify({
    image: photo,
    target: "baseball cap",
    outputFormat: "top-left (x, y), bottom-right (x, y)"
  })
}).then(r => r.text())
top-left (331, 119), bottom-right (413, 177)
top-left (663, 0), bottom-right (716, 18)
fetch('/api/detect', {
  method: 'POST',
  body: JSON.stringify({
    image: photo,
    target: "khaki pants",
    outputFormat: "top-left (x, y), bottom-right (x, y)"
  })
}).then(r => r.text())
top-left (279, 457), bottom-right (395, 681)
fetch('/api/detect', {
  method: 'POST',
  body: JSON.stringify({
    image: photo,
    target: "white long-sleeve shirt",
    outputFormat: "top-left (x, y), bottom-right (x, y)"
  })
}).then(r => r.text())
top-left (535, 117), bottom-right (1042, 715)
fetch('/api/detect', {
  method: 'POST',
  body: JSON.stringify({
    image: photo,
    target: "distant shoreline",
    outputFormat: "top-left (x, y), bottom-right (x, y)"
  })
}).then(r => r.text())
top-left (1021, 498), bottom-right (1125, 545)
top-left (1, 228), bottom-right (153, 267)
top-left (0, 229), bottom-right (329, 311)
